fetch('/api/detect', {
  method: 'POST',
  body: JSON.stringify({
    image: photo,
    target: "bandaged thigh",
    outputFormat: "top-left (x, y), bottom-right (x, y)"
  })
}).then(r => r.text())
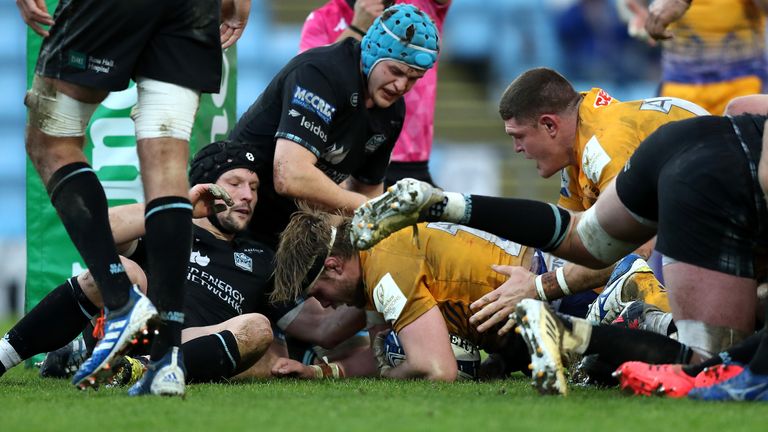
top-left (25, 76), bottom-right (99, 137)
top-left (576, 206), bottom-right (637, 265)
top-left (131, 77), bottom-right (200, 141)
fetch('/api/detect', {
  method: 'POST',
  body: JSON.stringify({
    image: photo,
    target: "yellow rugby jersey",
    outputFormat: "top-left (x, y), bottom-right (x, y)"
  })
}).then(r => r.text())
top-left (662, 0), bottom-right (765, 85)
top-left (360, 222), bottom-right (533, 350)
top-left (557, 88), bottom-right (708, 211)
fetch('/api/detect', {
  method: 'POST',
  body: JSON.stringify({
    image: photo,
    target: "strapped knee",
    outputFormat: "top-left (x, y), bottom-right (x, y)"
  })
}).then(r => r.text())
top-left (130, 77), bottom-right (200, 141)
top-left (576, 206), bottom-right (637, 265)
top-left (25, 76), bottom-right (99, 137)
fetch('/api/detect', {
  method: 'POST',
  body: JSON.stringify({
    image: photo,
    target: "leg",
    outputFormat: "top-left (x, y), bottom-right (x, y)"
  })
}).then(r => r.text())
top-left (181, 313), bottom-right (273, 381)
top-left (663, 261), bottom-right (755, 361)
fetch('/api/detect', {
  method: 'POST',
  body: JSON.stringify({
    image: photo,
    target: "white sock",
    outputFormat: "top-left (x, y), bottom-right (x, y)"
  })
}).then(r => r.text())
top-left (440, 192), bottom-right (471, 224)
top-left (0, 336), bottom-right (23, 371)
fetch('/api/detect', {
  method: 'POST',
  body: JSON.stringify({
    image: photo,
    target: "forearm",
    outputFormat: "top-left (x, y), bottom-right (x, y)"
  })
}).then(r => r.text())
top-left (108, 203), bottom-right (147, 252)
top-left (275, 165), bottom-right (368, 214)
top-left (534, 262), bottom-right (615, 301)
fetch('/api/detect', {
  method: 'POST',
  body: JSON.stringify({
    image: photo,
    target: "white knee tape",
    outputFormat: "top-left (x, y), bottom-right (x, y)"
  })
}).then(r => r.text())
top-left (24, 77), bottom-right (99, 137)
top-left (676, 320), bottom-right (749, 358)
top-left (131, 77), bottom-right (200, 141)
top-left (575, 206), bottom-right (636, 265)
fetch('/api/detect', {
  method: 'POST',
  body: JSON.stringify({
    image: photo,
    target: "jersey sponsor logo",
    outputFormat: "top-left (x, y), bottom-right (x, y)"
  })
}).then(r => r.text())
top-left (582, 135), bottom-right (611, 184)
top-left (67, 51), bottom-right (87, 70)
top-left (593, 89), bottom-right (614, 108)
top-left (234, 252), bottom-right (253, 272)
top-left (243, 247), bottom-right (265, 254)
top-left (559, 169), bottom-right (571, 198)
top-left (187, 267), bottom-right (246, 314)
top-left (292, 85), bottom-right (336, 124)
top-left (288, 109), bottom-right (301, 117)
top-left (299, 116), bottom-right (328, 142)
top-left (190, 250), bottom-right (210, 267)
top-left (322, 142), bottom-right (351, 164)
top-left (372, 273), bottom-right (407, 323)
top-left (365, 134), bottom-right (387, 152)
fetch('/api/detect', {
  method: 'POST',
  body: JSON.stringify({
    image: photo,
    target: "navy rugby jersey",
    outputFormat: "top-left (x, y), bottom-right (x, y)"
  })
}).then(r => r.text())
top-left (130, 225), bottom-right (278, 328)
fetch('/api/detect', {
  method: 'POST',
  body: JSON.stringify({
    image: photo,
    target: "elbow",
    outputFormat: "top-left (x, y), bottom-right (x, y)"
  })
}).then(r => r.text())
top-left (272, 163), bottom-right (298, 198)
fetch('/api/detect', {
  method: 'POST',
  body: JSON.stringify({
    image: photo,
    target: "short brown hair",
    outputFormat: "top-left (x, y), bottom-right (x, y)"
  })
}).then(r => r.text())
top-left (271, 204), bottom-right (355, 303)
top-left (498, 68), bottom-right (580, 122)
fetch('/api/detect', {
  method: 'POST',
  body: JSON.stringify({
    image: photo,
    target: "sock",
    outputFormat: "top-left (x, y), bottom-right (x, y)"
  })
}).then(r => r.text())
top-left (682, 330), bottom-right (764, 377)
top-left (144, 196), bottom-right (193, 360)
top-left (425, 192), bottom-right (470, 223)
top-left (584, 324), bottom-right (689, 370)
top-left (182, 331), bottom-right (241, 383)
top-left (748, 330), bottom-right (768, 375)
top-left (0, 277), bottom-right (97, 371)
top-left (47, 162), bottom-right (132, 310)
top-left (466, 195), bottom-right (570, 251)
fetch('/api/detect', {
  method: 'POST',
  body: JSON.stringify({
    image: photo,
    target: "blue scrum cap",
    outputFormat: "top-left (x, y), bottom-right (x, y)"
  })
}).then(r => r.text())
top-left (360, 4), bottom-right (439, 77)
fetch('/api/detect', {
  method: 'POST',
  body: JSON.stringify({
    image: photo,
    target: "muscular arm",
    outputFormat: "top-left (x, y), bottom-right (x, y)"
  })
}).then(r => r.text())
top-left (273, 139), bottom-right (372, 214)
top-left (283, 299), bottom-right (367, 348)
top-left (378, 306), bottom-right (457, 381)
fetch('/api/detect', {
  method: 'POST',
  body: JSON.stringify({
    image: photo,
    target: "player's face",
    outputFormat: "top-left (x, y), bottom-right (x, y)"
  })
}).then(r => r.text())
top-left (307, 260), bottom-right (366, 309)
top-left (215, 168), bottom-right (259, 232)
top-left (367, 60), bottom-right (426, 108)
top-left (504, 117), bottom-right (568, 178)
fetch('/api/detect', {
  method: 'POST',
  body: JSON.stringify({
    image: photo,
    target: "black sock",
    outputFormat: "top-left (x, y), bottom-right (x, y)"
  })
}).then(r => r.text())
top-left (47, 162), bottom-right (132, 310)
top-left (585, 324), bottom-right (690, 370)
top-left (4, 277), bottom-right (97, 360)
top-left (182, 331), bottom-right (242, 383)
top-left (466, 195), bottom-right (570, 251)
top-left (144, 196), bottom-right (193, 360)
top-left (748, 330), bottom-right (768, 375)
top-left (682, 330), bottom-right (765, 376)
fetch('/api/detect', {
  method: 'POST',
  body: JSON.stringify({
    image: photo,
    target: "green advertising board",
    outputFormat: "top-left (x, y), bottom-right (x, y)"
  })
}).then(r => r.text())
top-left (25, 1), bottom-right (238, 318)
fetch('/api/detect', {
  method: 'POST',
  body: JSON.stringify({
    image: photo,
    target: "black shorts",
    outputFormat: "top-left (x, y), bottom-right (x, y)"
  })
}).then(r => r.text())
top-left (37, 0), bottom-right (222, 92)
top-left (616, 115), bottom-right (768, 278)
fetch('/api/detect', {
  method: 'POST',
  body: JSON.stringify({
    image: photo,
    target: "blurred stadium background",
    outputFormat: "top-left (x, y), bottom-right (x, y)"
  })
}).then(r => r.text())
top-left (0, 0), bottom-right (663, 317)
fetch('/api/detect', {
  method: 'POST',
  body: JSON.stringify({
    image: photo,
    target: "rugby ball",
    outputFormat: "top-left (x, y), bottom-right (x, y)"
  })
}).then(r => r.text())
top-left (384, 331), bottom-right (481, 380)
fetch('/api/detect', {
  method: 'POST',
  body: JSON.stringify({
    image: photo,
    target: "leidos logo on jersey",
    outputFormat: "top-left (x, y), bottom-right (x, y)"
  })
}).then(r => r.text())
top-left (292, 85), bottom-right (336, 124)
top-left (299, 116), bottom-right (328, 142)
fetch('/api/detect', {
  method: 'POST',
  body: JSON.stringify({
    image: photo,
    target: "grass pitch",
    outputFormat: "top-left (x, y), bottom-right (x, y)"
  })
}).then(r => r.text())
top-left (2, 320), bottom-right (767, 432)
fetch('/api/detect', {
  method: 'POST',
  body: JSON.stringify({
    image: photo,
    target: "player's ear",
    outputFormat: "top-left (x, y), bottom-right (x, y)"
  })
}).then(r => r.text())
top-left (324, 256), bottom-right (343, 275)
top-left (539, 114), bottom-right (558, 137)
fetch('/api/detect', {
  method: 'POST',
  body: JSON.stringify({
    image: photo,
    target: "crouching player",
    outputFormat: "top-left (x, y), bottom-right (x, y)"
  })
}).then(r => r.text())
top-left (270, 208), bottom-right (611, 381)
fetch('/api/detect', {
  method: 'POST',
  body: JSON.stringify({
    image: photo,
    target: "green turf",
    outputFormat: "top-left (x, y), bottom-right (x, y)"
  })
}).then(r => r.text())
top-left (2, 365), bottom-right (767, 432)
top-left (2, 318), bottom-right (767, 431)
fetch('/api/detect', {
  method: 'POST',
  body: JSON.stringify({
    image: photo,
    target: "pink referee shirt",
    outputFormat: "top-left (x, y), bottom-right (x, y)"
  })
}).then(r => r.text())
top-left (299, 0), bottom-right (450, 163)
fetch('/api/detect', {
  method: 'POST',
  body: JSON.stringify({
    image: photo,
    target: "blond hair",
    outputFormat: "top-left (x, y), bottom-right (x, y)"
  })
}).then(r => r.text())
top-left (271, 204), bottom-right (355, 303)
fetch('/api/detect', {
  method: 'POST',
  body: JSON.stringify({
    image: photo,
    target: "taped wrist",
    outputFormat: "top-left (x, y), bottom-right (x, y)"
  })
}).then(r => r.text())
top-left (309, 362), bottom-right (345, 379)
top-left (467, 195), bottom-right (571, 251)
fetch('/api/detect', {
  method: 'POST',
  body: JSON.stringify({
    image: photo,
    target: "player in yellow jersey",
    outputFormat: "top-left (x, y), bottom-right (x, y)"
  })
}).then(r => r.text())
top-left (270, 208), bottom-right (622, 381)
top-left (466, 67), bottom-right (708, 336)
top-left (624, 0), bottom-right (767, 114)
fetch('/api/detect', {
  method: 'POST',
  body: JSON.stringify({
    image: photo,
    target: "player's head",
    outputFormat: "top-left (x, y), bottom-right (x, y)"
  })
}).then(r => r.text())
top-left (361, 4), bottom-right (439, 108)
top-left (189, 140), bottom-right (261, 233)
top-left (499, 68), bottom-right (581, 178)
top-left (272, 206), bottom-right (364, 308)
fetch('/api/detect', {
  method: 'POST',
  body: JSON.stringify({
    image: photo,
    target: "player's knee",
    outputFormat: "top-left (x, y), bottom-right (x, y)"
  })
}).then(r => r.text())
top-left (24, 76), bottom-right (99, 138)
top-left (233, 313), bottom-right (273, 352)
top-left (131, 77), bottom-right (200, 141)
top-left (575, 206), bottom-right (637, 266)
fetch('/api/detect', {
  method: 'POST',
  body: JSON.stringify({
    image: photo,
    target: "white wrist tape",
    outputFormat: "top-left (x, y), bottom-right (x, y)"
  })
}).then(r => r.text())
top-left (534, 275), bottom-right (547, 301)
top-left (555, 267), bottom-right (572, 296)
